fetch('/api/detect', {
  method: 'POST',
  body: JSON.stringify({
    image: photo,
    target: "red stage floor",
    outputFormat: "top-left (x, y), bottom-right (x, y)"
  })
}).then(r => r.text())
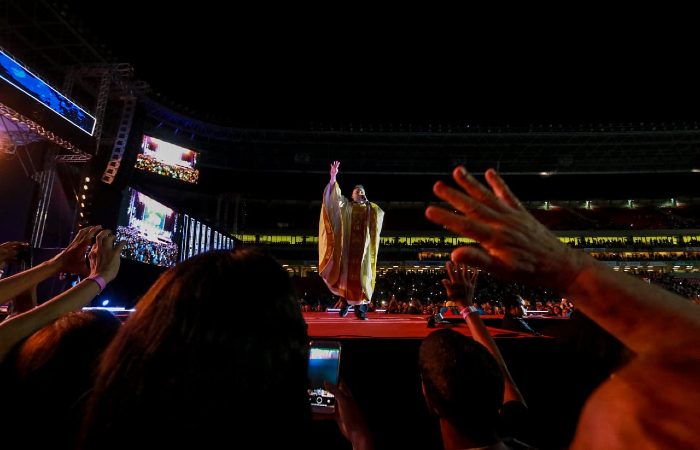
top-left (302, 312), bottom-right (565, 450)
top-left (304, 311), bottom-right (540, 340)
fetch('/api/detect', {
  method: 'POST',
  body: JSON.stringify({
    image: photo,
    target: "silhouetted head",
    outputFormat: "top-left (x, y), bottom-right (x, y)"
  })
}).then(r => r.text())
top-left (0, 309), bottom-right (122, 450)
top-left (419, 328), bottom-right (504, 445)
top-left (502, 293), bottom-right (527, 318)
top-left (78, 247), bottom-right (311, 449)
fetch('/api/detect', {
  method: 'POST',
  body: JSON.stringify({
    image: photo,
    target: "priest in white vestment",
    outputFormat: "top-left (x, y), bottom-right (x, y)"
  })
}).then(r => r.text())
top-left (319, 160), bottom-right (384, 320)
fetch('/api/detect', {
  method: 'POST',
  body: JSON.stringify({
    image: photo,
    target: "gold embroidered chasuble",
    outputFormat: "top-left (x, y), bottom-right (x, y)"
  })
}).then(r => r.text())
top-left (319, 181), bottom-right (384, 303)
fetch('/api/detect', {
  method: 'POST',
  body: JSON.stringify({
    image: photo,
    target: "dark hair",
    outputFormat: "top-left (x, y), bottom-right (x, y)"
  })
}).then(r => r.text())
top-left (501, 293), bottom-right (524, 309)
top-left (0, 309), bottom-right (122, 450)
top-left (354, 184), bottom-right (365, 192)
top-left (419, 328), bottom-right (504, 443)
top-left (78, 247), bottom-right (312, 449)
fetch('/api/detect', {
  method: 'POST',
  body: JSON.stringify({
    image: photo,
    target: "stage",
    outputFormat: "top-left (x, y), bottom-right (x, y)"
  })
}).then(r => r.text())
top-left (304, 311), bottom-right (538, 340)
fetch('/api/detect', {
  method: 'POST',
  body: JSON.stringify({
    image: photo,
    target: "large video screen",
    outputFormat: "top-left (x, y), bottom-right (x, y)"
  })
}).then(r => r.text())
top-left (135, 135), bottom-right (200, 184)
top-left (0, 49), bottom-right (96, 135)
top-left (115, 187), bottom-right (181, 267)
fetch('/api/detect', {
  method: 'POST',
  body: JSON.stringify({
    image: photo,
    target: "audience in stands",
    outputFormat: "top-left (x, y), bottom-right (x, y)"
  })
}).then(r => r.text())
top-left (439, 300), bottom-right (460, 316)
top-left (76, 246), bottom-right (374, 450)
top-left (407, 298), bottom-right (424, 314)
top-left (0, 226), bottom-right (123, 362)
top-left (0, 309), bottom-right (122, 450)
top-left (246, 201), bottom-right (700, 238)
top-left (472, 300), bottom-right (487, 315)
top-left (425, 166), bottom-right (700, 450)
top-left (386, 295), bottom-right (400, 314)
top-left (292, 263), bottom-right (700, 319)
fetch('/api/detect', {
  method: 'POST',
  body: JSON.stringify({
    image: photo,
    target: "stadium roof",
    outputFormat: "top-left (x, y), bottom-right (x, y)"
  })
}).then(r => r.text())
top-left (2, 0), bottom-right (700, 208)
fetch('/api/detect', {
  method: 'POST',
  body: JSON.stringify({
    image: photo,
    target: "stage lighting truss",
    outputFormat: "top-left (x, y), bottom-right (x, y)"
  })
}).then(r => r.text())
top-left (0, 103), bottom-right (90, 160)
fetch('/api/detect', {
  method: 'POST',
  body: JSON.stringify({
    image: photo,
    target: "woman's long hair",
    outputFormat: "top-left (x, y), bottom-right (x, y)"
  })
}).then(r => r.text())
top-left (78, 247), bottom-right (311, 449)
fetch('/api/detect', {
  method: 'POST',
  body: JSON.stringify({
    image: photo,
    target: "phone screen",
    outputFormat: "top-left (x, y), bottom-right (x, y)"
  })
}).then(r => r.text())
top-left (308, 340), bottom-right (341, 414)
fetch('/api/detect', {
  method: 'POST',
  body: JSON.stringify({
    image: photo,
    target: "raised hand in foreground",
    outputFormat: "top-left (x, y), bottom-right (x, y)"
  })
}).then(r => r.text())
top-left (0, 227), bottom-right (125, 363)
top-left (441, 260), bottom-right (478, 310)
top-left (426, 166), bottom-right (700, 450)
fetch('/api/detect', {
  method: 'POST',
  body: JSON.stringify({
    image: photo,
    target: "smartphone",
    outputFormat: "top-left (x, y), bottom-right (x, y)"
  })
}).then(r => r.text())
top-left (308, 339), bottom-right (342, 414)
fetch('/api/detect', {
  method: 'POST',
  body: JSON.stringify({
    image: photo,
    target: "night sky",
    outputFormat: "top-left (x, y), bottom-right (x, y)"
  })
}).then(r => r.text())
top-left (55, 4), bottom-right (700, 205)
top-left (64, 3), bottom-right (700, 130)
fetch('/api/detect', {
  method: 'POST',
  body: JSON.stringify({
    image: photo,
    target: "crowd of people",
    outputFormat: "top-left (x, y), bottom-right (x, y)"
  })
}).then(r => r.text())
top-left (297, 265), bottom-right (700, 317)
top-left (1, 166), bottom-right (700, 449)
top-left (533, 204), bottom-right (700, 231)
top-left (134, 153), bottom-right (199, 184)
top-left (115, 225), bottom-right (180, 267)
top-left (0, 230), bottom-right (373, 450)
top-left (565, 236), bottom-right (699, 248)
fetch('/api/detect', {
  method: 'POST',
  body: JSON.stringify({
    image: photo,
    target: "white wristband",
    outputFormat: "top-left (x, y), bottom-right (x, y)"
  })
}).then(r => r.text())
top-left (460, 305), bottom-right (478, 319)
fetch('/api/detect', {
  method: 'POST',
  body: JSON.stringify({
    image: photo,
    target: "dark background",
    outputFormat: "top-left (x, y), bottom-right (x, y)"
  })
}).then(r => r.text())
top-left (57, 2), bottom-right (700, 130)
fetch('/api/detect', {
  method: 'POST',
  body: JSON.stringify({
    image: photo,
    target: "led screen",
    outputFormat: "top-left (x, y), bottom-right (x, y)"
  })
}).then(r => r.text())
top-left (115, 187), bottom-right (180, 267)
top-left (135, 135), bottom-right (199, 184)
top-left (0, 48), bottom-right (96, 135)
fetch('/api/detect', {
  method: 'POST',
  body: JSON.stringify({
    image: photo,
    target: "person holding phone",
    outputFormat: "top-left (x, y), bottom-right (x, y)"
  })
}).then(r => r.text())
top-left (77, 246), bottom-right (375, 450)
top-left (319, 161), bottom-right (384, 320)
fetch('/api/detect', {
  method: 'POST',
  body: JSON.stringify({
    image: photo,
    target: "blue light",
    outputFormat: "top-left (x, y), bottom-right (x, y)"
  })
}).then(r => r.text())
top-left (0, 49), bottom-right (96, 135)
top-left (101, 299), bottom-right (109, 306)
